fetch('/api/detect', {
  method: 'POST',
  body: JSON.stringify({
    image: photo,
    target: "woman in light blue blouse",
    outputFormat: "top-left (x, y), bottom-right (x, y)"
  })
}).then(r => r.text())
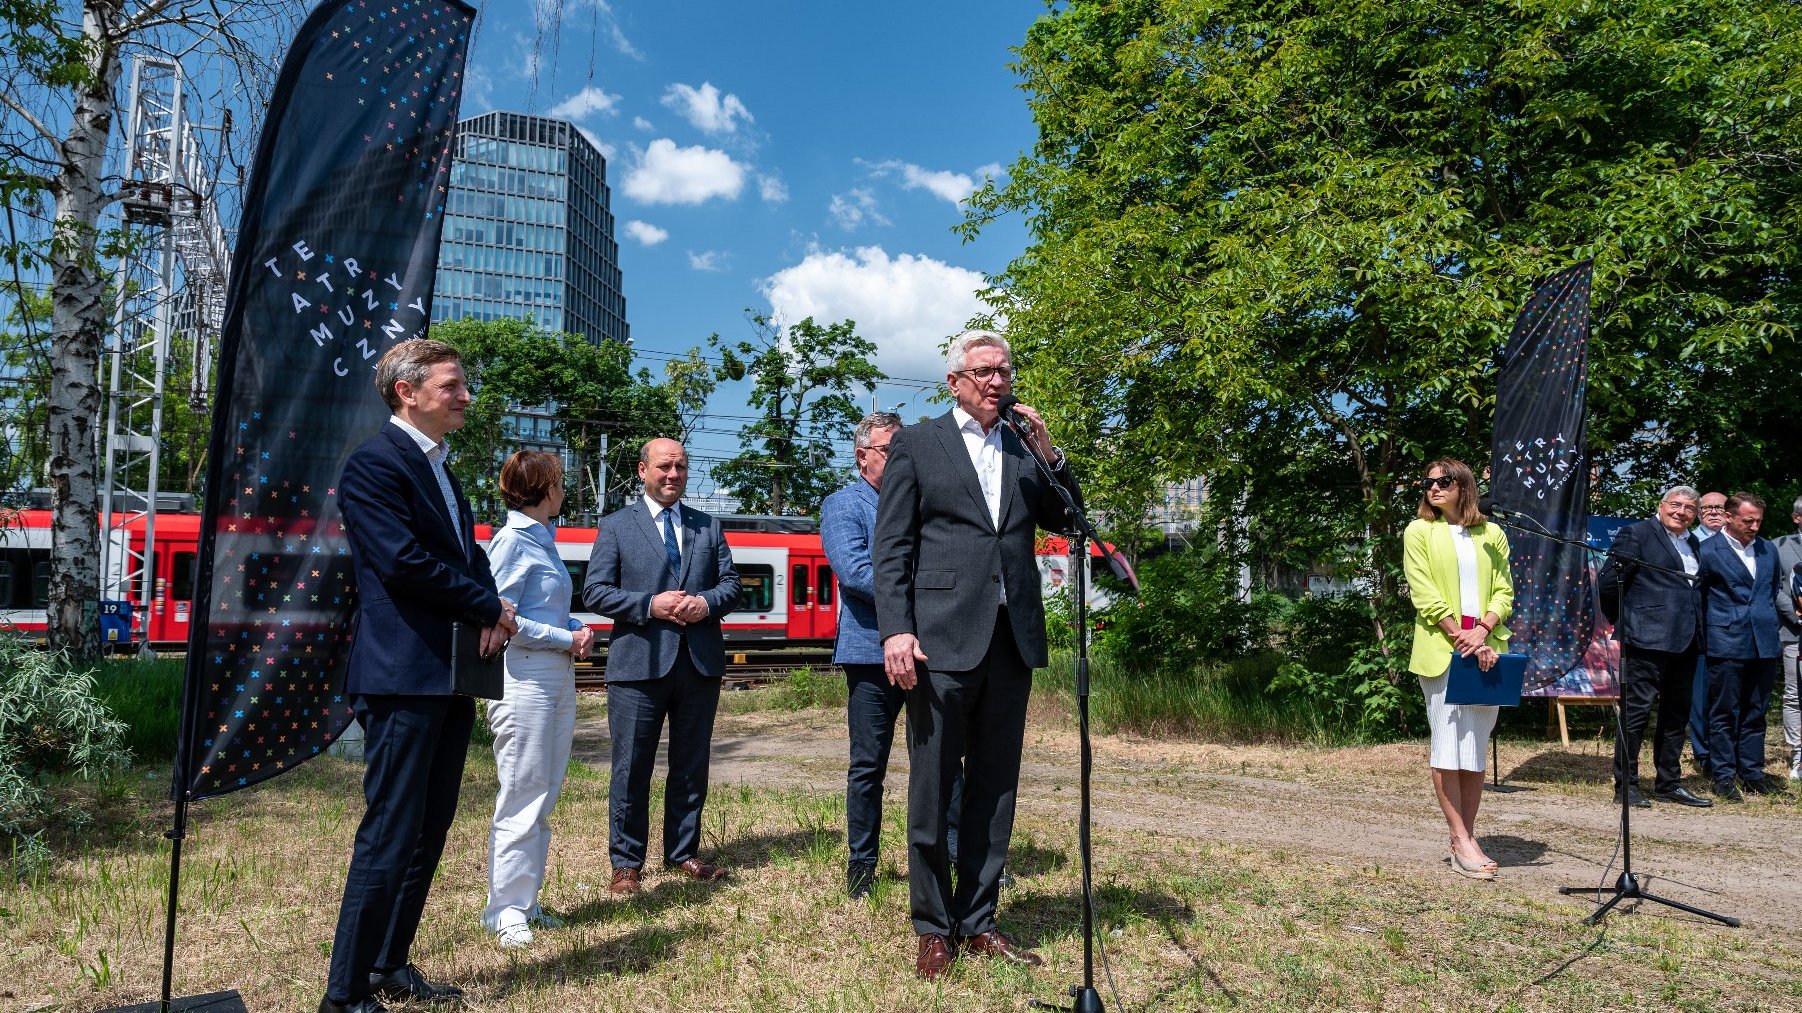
top-left (482, 451), bottom-right (594, 948)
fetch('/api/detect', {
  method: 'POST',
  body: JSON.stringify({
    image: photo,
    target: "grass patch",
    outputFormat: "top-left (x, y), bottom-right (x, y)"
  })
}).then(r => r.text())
top-left (1036, 649), bottom-right (1343, 743)
top-left (90, 655), bottom-right (185, 764)
top-left (4, 720), bottom-right (1798, 1012)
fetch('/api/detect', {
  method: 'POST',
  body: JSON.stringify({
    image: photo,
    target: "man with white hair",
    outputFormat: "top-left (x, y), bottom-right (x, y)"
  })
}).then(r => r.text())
top-left (1596, 486), bottom-right (1711, 808)
top-left (874, 329), bottom-right (1081, 979)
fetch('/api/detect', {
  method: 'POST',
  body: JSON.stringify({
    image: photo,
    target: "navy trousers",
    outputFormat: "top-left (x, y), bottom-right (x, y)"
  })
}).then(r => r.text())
top-left (607, 649), bottom-right (721, 869)
top-left (906, 609), bottom-right (1031, 939)
top-left (1706, 655), bottom-right (1777, 786)
top-left (845, 663), bottom-right (906, 869)
top-left (326, 693), bottom-right (475, 1004)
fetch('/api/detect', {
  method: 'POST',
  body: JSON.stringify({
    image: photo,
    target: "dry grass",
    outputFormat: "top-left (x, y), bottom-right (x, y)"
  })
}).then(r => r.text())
top-left (6, 693), bottom-right (1802, 1012)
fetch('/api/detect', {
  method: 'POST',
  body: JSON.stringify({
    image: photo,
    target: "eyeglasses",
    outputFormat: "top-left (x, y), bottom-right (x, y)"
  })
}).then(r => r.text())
top-left (952, 365), bottom-right (1013, 383)
top-left (1421, 475), bottom-right (1457, 490)
top-left (1699, 505), bottom-right (1727, 513)
top-left (863, 444), bottom-right (890, 456)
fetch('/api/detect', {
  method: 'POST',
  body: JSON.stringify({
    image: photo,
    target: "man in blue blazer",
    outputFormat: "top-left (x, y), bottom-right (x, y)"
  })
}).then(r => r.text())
top-left (1596, 487), bottom-right (1711, 808)
top-left (1696, 491), bottom-right (1785, 801)
top-left (821, 411), bottom-right (902, 899)
top-left (323, 339), bottom-right (518, 1013)
top-left (583, 437), bottom-right (742, 894)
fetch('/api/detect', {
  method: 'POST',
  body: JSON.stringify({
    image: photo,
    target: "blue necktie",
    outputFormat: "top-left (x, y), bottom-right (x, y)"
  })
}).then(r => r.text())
top-left (661, 507), bottom-right (682, 577)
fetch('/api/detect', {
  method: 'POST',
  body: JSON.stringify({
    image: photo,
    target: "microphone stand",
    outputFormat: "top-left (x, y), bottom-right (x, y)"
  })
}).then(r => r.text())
top-left (1001, 410), bottom-right (1122, 1013)
top-left (1485, 508), bottom-right (1737, 927)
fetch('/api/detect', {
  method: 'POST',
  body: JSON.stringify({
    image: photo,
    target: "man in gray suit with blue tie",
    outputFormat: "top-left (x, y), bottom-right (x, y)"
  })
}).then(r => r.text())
top-left (583, 438), bottom-right (742, 893)
top-left (1697, 491), bottom-right (1786, 801)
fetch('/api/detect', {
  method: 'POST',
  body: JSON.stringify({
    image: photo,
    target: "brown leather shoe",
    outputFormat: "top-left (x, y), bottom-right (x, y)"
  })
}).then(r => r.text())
top-left (671, 857), bottom-right (728, 881)
top-left (963, 929), bottom-right (1042, 966)
top-left (916, 933), bottom-right (956, 980)
top-left (609, 867), bottom-right (641, 895)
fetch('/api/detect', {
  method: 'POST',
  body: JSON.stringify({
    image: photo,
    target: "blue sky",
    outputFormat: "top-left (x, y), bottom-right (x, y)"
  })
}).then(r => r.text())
top-left (458, 0), bottom-right (1048, 495)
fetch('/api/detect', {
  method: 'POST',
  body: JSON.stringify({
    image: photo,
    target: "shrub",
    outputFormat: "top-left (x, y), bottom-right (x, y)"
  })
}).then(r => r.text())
top-left (1268, 595), bottom-right (1423, 742)
top-left (1094, 544), bottom-right (1274, 670)
top-left (0, 635), bottom-right (133, 872)
top-left (773, 665), bottom-right (848, 711)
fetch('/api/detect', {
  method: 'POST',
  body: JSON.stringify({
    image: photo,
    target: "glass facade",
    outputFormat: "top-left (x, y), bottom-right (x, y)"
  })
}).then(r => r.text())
top-left (432, 111), bottom-right (629, 345)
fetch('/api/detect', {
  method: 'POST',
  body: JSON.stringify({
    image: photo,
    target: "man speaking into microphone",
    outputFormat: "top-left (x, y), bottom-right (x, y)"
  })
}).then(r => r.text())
top-left (874, 329), bottom-right (1081, 979)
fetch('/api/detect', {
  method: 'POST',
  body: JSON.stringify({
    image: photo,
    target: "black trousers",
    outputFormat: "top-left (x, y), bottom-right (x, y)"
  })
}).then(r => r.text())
top-left (906, 608), bottom-right (1031, 939)
top-left (327, 693), bottom-right (475, 1004)
top-left (1706, 655), bottom-right (1778, 786)
top-left (1613, 645), bottom-right (1697, 793)
top-left (607, 649), bottom-right (721, 869)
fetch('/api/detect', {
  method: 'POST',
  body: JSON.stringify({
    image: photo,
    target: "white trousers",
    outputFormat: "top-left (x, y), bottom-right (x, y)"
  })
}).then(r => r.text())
top-left (483, 653), bottom-right (577, 932)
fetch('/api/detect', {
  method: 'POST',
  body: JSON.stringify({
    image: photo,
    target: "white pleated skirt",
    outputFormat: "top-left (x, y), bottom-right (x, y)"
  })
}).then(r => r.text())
top-left (1418, 671), bottom-right (1499, 772)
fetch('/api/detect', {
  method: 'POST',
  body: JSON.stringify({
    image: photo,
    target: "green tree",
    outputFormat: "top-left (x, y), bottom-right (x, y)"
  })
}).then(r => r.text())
top-left (968, 0), bottom-right (1802, 657)
top-left (710, 315), bottom-right (884, 516)
top-left (431, 318), bottom-right (683, 524)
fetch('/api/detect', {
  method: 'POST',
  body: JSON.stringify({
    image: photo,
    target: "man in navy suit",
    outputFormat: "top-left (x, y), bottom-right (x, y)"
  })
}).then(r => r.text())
top-left (583, 438), bottom-right (741, 894)
top-left (1697, 491), bottom-right (1786, 801)
top-left (323, 339), bottom-right (518, 1013)
top-left (1597, 486), bottom-right (1711, 808)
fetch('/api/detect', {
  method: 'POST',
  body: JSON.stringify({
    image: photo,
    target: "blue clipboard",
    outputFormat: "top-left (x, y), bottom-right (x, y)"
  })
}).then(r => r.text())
top-left (1444, 652), bottom-right (1529, 706)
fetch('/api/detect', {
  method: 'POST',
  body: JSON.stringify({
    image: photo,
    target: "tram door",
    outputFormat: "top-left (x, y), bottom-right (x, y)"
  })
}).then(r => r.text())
top-left (785, 546), bottom-right (838, 643)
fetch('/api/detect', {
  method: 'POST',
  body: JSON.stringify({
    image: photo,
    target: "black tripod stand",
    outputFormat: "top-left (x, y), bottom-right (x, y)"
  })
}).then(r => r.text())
top-left (997, 400), bottom-right (1134, 1013)
top-left (1486, 506), bottom-right (1738, 927)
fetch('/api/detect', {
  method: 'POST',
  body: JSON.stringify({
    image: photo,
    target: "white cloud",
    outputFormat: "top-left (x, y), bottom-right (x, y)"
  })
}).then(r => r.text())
top-left (757, 173), bottom-right (789, 203)
top-left (541, 0), bottom-right (643, 61)
top-left (623, 139), bottom-right (747, 204)
top-left (661, 82), bottom-right (754, 135)
top-left (763, 246), bottom-right (988, 383)
top-left (575, 126), bottom-right (616, 161)
top-left (688, 250), bottom-right (724, 272)
top-left (464, 65), bottom-right (495, 115)
top-left (548, 85), bottom-right (622, 121)
top-left (862, 158), bottom-right (1001, 207)
top-left (632, 116), bottom-right (654, 131)
top-left (624, 220), bottom-right (668, 246)
top-left (828, 188), bottom-right (889, 230)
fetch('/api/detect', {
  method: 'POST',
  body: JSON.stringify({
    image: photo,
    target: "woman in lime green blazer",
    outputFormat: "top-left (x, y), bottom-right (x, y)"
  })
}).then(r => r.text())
top-left (1403, 458), bottom-right (1513, 880)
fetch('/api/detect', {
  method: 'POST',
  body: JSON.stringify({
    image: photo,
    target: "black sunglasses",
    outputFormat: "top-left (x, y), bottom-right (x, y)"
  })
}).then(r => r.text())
top-left (1421, 475), bottom-right (1457, 490)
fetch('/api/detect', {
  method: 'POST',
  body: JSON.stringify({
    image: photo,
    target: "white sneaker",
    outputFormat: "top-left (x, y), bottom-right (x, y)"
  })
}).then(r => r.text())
top-left (496, 924), bottom-right (534, 949)
top-left (528, 910), bottom-right (566, 929)
top-left (1789, 755), bottom-right (1801, 781)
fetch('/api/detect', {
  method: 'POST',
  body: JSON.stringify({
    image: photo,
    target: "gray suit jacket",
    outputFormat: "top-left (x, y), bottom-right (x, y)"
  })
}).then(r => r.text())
top-left (581, 500), bottom-right (742, 681)
top-left (873, 411), bottom-right (1081, 672)
top-left (1774, 531), bottom-right (1802, 645)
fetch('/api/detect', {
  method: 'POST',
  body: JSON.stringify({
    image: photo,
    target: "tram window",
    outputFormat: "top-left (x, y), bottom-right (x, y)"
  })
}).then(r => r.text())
top-left (736, 564), bottom-right (774, 612)
top-left (172, 553), bottom-right (197, 602)
top-left (816, 564), bottom-right (834, 607)
top-left (565, 561), bottom-right (586, 615)
top-left (32, 561), bottom-right (50, 606)
top-left (0, 560), bottom-right (11, 607)
top-left (791, 563), bottom-right (810, 607)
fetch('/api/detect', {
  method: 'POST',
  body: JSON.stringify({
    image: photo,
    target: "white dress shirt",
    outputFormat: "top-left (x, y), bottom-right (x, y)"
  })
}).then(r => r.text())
top-left (388, 415), bottom-right (463, 554)
top-left (1667, 530), bottom-right (1699, 576)
top-left (643, 493), bottom-right (685, 554)
top-left (1723, 531), bottom-right (1757, 578)
top-left (952, 406), bottom-right (1007, 605)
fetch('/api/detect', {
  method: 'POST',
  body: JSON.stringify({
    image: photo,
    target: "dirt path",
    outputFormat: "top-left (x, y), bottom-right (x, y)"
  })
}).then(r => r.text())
top-left (572, 705), bottom-right (1802, 931)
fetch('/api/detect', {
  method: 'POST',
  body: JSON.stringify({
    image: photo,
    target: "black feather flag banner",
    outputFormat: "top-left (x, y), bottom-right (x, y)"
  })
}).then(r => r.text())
top-left (172, 0), bottom-right (476, 800)
top-left (1489, 261), bottom-right (1596, 697)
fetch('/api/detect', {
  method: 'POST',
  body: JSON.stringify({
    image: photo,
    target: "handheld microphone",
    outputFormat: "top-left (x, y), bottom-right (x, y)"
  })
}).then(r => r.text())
top-left (994, 393), bottom-right (1023, 421)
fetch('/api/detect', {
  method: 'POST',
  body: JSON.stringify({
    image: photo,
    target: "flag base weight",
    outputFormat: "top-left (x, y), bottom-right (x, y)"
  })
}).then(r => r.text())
top-left (100, 990), bottom-right (246, 1013)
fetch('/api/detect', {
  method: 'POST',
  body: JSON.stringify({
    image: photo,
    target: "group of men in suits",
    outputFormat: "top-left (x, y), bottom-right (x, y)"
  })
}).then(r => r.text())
top-left (1600, 486), bottom-right (1791, 811)
top-left (320, 342), bottom-right (740, 1013)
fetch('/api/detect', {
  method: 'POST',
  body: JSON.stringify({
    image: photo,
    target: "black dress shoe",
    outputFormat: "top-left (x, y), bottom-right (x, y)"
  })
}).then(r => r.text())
top-left (1743, 778), bottom-right (1789, 797)
top-left (369, 964), bottom-right (464, 1004)
top-left (1654, 786), bottom-right (1714, 808)
top-left (1714, 781), bottom-right (1744, 802)
top-left (847, 861), bottom-right (876, 900)
top-left (1613, 785), bottom-right (1651, 809)
top-left (319, 999), bottom-right (389, 1013)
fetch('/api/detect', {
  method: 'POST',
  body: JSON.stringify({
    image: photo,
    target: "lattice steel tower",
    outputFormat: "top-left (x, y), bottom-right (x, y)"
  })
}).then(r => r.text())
top-left (100, 57), bottom-right (232, 651)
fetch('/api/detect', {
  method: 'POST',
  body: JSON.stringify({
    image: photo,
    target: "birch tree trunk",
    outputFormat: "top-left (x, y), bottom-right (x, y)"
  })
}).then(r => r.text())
top-left (44, 1), bottom-right (125, 660)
